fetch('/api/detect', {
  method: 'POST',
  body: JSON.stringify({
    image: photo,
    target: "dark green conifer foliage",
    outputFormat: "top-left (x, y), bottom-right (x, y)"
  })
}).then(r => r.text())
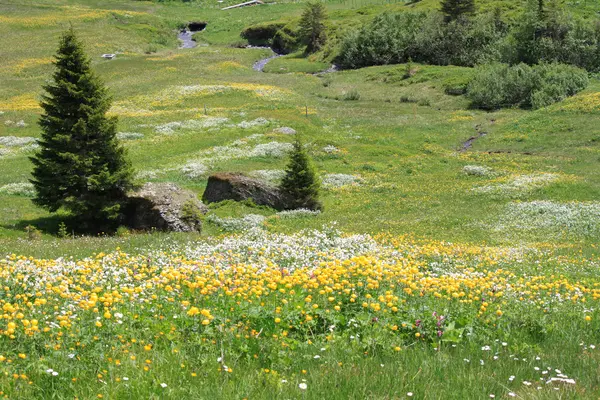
top-left (440, 0), bottom-right (476, 22)
top-left (30, 28), bottom-right (133, 231)
top-left (298, 2), bottom-right (327, 53)
top-left (280, 139), bottom-right (322, 211)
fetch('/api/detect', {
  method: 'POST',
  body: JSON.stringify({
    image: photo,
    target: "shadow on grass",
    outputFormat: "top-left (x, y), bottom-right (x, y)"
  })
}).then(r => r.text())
top-left (2, 214), bottom-right (75, 237)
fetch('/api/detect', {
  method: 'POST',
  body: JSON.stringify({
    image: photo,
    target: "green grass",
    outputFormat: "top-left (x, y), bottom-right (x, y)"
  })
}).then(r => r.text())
top-left (2, 0), bottom-right (600, 397)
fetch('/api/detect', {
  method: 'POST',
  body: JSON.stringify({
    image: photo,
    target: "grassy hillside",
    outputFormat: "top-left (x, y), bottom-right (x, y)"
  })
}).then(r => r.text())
top-left (1, 1), bottom-right (600, 398)
top-left (2, 0), bottom-right (600, 254)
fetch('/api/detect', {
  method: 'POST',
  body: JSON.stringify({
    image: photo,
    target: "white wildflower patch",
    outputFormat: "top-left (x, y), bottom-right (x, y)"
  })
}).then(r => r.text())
top-left (277, 209), bottom-right (321, 219)
top-left (116, 132), bottom-right (144, 140)
top-left (494, 201), bottom-right (600, 238)
top-left (181, 138), bottom-right (291, 173)
top-left (322, 145), bottom-right (340, 154)
top-left (249, 169), bottom-right (285, 184)
top-left (4, 120), bottom-right (28, 128)
top-left (180, 162), bottom-right (208, 179)
top-left (154, 117), bottom-right (231, 135)
top-left (463, 165), bottom-right (494, 177)
top-left (206, 214), bottom-right (266, 232)
top-left (0, 136), bottom-right (37, 147)
top-left (250, 142), bottom-right (293, 158)
top-left (237, 117), bottom-right (270, 129)
top-left (0, 182), bottom-right (35, 197)
top-left (322, 173), bottom-right (363, 188)
top-left (136, 170), bottom-right (162, 180)
top-left (273, 127), bottom-right (296, 135)
top-left (473, 173), bottom-right (559, 196)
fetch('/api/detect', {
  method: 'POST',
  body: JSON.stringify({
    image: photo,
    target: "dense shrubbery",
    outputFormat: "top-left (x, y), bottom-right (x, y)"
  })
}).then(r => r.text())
top-left (511, 1), bottom-right (600, 71)
top-left (337, 12), bottom-right (504, 69)
top-left (337, 0), bottom-right (600, 72)
top-left (467, 62), bottom-right (589, 110)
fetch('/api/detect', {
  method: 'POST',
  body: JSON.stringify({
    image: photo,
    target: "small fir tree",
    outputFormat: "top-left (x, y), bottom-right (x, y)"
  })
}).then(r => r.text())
top-left (280, 139), bottom-right (322, 211)
top-left (298, 2), bottom-right (327, 54)
top-left (440, 0), bottom-right (476, 22)
top-left (30, 28), bottom-right (133, 231)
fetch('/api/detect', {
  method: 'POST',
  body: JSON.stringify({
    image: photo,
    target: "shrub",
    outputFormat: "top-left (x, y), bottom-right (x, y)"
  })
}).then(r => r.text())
top-left (57, 222), bottom-right (68, 238)
top-left (25, 225), bottom-right (41, 241)
top-left (530, 62), bottom-right (589, 109)
top-left (337, 12), bottom-right (504, 69)
top-left (280, 139), bottom-right (322, 211)
top-left (511, 0), bottom-right (600, 71)
top-left (343, 88), bottom-right (361, 101)
top-left (181, 200), bottom-right (205, 227)
top-left (467, 62), bottom-right (588, 110)
top-left (116, 226), bottom-right (131, 238)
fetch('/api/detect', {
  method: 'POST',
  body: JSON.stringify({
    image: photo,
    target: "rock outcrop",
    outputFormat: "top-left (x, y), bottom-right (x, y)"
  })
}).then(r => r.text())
top-left (127, 182), bottom-right (208, 232)
top-left (202, 173), bottom-right (285, 210)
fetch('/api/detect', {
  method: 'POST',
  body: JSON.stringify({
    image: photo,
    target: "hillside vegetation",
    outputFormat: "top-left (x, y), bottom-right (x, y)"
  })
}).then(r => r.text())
top-left (1, 0), bottom-right (600, 398)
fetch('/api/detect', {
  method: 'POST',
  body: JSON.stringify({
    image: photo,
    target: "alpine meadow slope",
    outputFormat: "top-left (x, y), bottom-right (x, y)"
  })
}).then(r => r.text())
top-left (1, 0), bottom-right (600, 398)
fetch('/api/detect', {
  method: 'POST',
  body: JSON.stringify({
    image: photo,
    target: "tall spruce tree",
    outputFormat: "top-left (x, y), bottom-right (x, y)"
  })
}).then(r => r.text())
top-left (30, 28), bottom-right (133, 231)
top-left (298, 2), bottom-right (327, 54)
top-left (279, 138), bottom-right (322, 211)
top-left (440, 0), bottom-right (476, 22)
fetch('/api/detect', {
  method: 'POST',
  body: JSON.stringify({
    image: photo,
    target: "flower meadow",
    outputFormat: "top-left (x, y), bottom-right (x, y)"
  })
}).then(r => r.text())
top-left (0, 228), bottom-right (598, 398)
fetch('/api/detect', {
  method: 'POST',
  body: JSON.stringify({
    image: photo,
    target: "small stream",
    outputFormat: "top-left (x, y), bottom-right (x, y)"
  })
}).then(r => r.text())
top-left (253, 52), bottom-right (282, 72)
top-left (178, 30), bottom-right (197, 49)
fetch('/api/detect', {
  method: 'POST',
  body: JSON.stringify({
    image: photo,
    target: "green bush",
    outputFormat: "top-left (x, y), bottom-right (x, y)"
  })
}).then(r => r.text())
top-left (530, 62), bottom-right (590, 109)
top-left (343, 88), bottom-right (361, 101)
top-left (467, 62), bottom-right (588, 110)
top-left (337, 2), bottom-right (600, 72)
top-left (511, 0), bottom-right (600, 72)
top-left (337, 12), bottom-right (504, 69)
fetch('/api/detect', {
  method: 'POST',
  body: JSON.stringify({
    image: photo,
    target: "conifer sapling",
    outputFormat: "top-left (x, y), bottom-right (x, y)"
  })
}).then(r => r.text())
top-left (280, 138), bottom-right (322, 211)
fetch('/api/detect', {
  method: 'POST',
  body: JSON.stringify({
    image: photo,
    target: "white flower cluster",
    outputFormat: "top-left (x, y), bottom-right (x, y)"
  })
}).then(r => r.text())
top-left (463, 165), bottom-right (494, 177)
top-left (276, 209), bottom-right (321, 219)
top-left (154, 117), bottom-right (231, 135)
top-left (273, 127), bottom-right (296, 135)
top-left (4, 120), bottom-right (28, 128)
top-left (237, 117), bottom-right (270, 129)
top-left (322, 145), bottom-right (340, 154)
top-left (496, 201), bottom-right (600, 238)
top-left (473, 173), bottom-right (559, 196)
top-left (116, 132), bottom-right (144, 140)
top-left (0, 136), bottom-right (37, 147)
top-left (205, 213), bottom-right (266, 232)
top-left (0, 182), bottom-right (35, 197)
top-left (153, 117), bottom-right (270, 135)
top-left (250, 141), bottom-right (293, 158)
top-left (170, 226), bottom-right (379, 271)
top-left (322, 173), bottom-right (363, 188)
top-left (180, 162), bottom-right (208, 179)
top-left (136, 170), bottom-right (160, 180)
top-left (249, 169), bottom-right (285, 184)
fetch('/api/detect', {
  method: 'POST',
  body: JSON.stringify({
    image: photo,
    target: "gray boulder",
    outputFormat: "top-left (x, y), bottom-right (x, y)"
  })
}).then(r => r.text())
top-left (202, 173), bottom-right (285, 210)
top-left (127, 182), bottom-right (208, 232)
